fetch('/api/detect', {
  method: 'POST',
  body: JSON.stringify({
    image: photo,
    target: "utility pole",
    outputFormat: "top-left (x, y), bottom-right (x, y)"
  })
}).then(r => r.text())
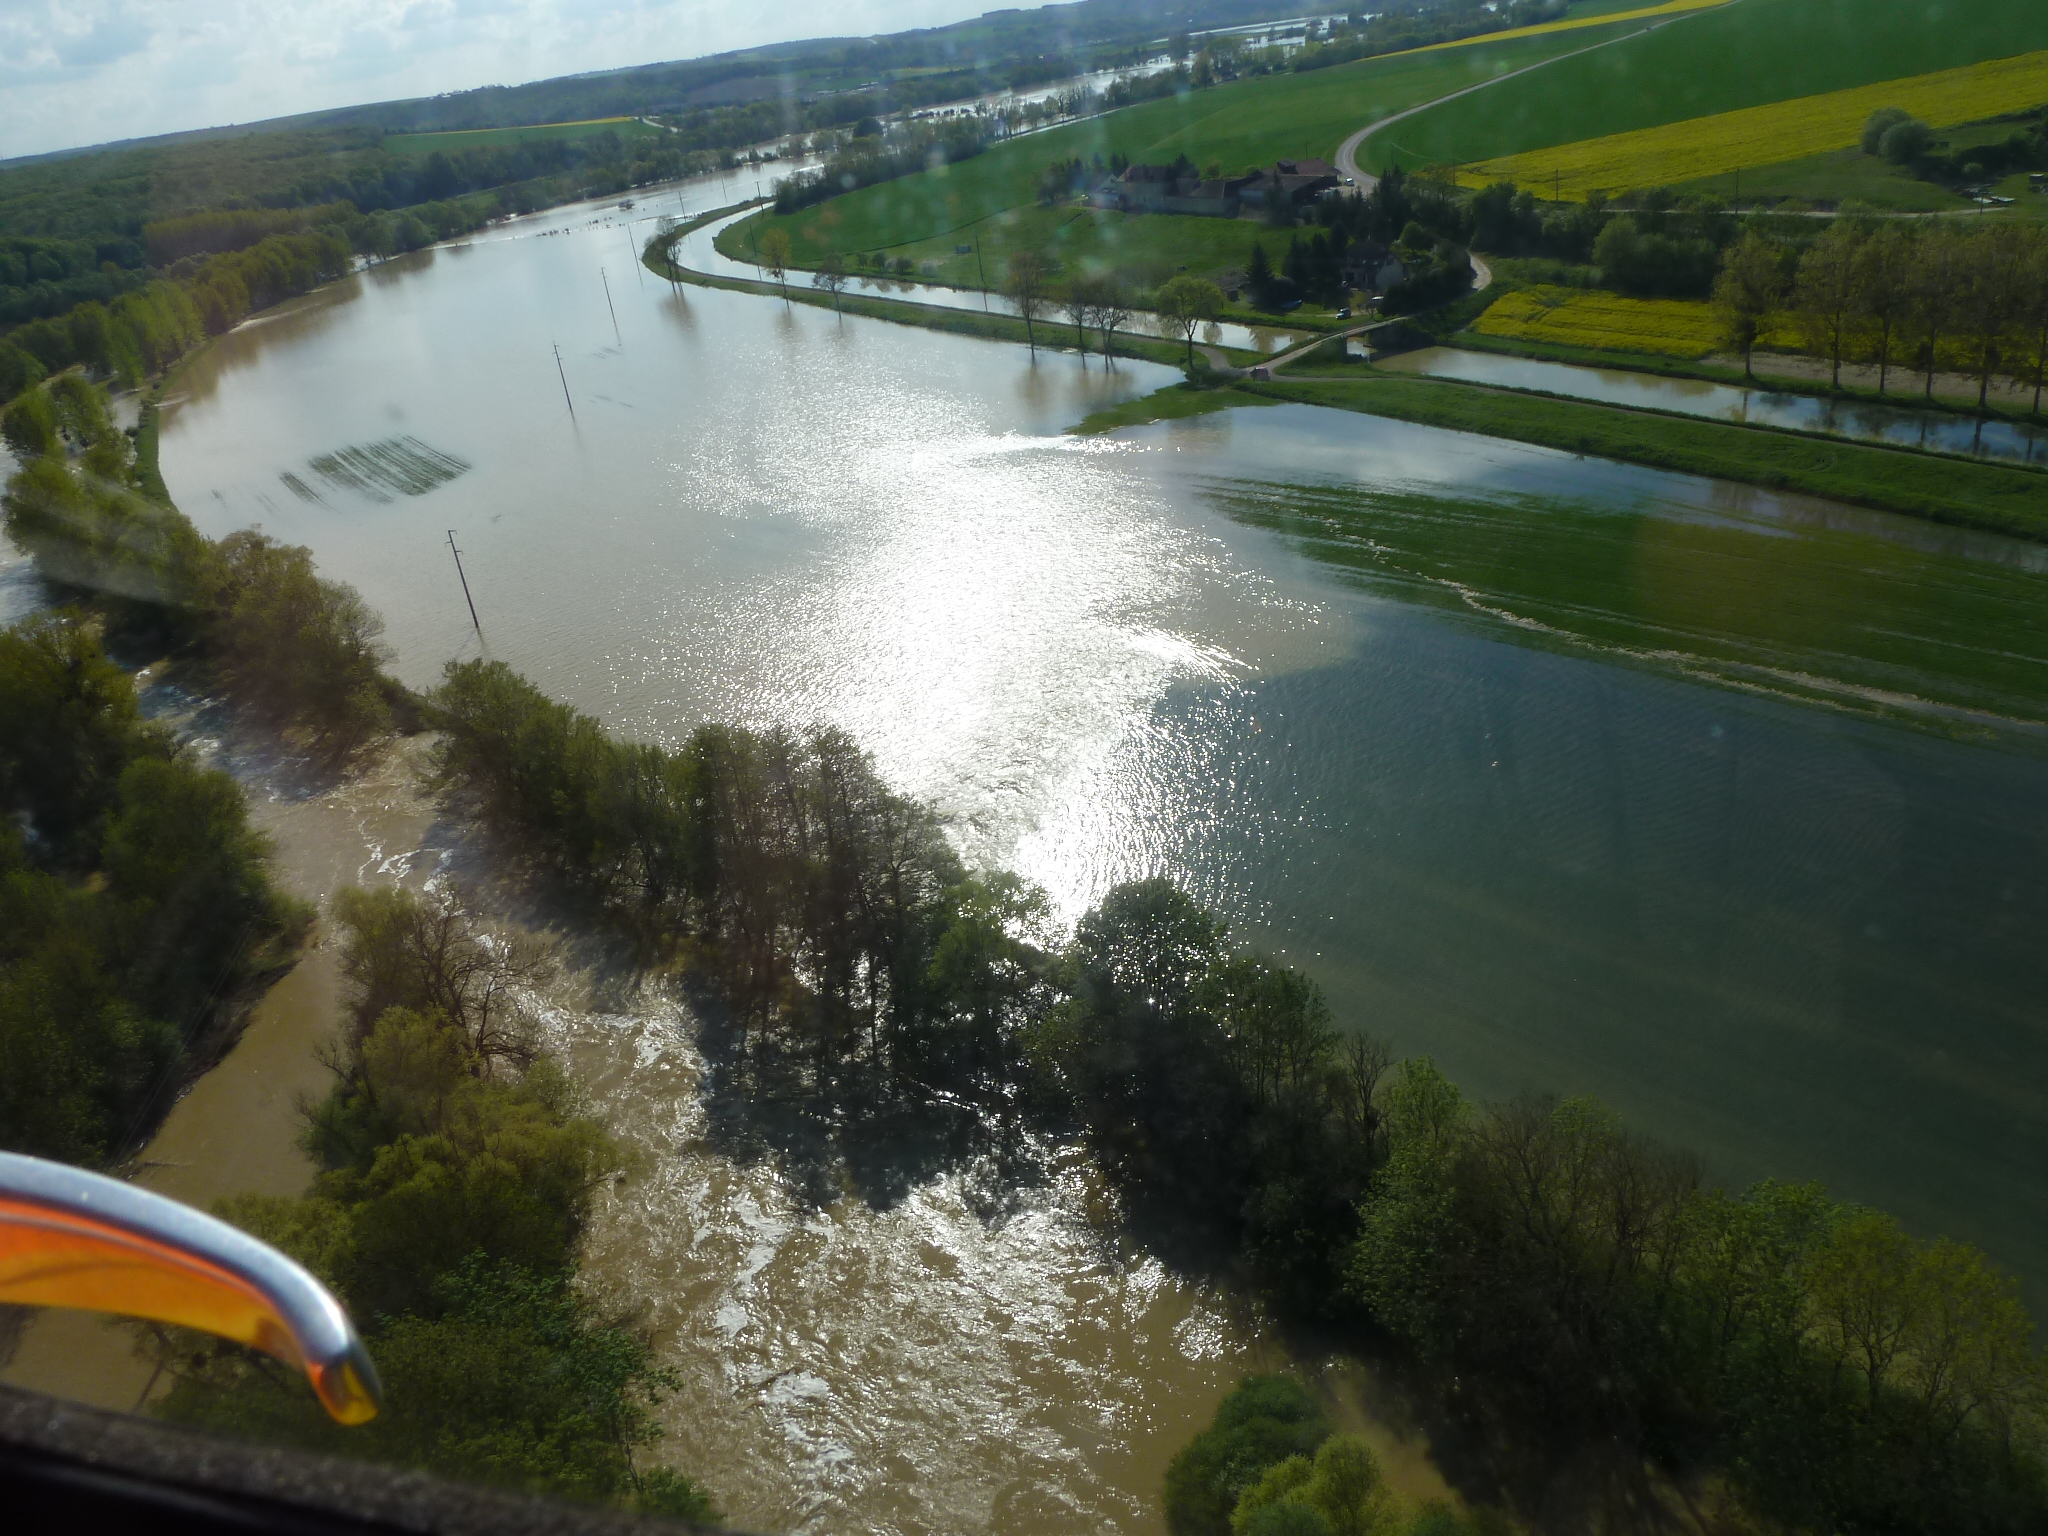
top-left (554, 343), bottom-right (576, 420)
top-left (601, 267), bottom-right (621, 342)
top-left (975, 235), bottom-right (989, 311)
top-left (446, 531), bottom-right (480, 634)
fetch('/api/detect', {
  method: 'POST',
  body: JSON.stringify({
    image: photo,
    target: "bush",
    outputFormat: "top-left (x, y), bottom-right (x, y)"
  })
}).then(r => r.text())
top-left (1862, 106), bottom-right (1914, 155)
top-left (1880, 117), bottom-right (1935, 165)
top-left (1164, 1375), bottom-right (1330, 1536)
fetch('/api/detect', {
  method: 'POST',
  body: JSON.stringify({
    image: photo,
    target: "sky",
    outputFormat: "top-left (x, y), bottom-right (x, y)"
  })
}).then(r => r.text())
top-left (0, 0), bottom-right (996, 160)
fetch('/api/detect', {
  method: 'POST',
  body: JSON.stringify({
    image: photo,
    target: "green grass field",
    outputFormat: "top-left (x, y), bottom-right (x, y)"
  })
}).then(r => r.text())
top-left (382, 118), bottom-right (666, 156)
top-left (1373, 0), bottom-right (2048, 173)
top-left (728, 18), bottom-right (1674, 288)
top-left (1672, 145), bottom-right (1969, 210)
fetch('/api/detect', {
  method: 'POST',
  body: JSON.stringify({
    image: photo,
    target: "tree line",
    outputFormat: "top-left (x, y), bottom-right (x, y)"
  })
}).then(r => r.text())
top-left (1712, 218), bottom-right (2048, 409)
top-left (1, 197), bottom-right (496, 408)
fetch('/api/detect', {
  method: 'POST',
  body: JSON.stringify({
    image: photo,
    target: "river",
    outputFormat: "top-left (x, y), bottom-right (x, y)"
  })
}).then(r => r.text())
top-left (11, 185), bottom-right (2048, 1532)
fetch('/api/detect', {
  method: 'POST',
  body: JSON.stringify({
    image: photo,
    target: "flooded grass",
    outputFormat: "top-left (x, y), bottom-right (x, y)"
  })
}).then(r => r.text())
top-left (300, 436), bottom-right (471, 503)
top-left (1209, 475), bottom-right (2048, 736)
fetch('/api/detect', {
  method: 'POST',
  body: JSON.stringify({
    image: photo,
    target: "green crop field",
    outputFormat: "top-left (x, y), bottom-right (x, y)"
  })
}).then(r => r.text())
top-left (382, 117), bottom-right (666, 156)
top-left (1372, 0), bottom-right (2048, 173)
top-left (731, 16), bottom-right (1676, 285)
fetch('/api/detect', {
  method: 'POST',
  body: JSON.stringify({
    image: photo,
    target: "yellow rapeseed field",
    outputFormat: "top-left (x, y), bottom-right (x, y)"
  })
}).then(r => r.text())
top-left (1473, 287), bottom-right (1729, 358)
top-left (1410, 0), bottom-right (1729, 59)
top-left (1469, 49), bottom-right (2048, 198)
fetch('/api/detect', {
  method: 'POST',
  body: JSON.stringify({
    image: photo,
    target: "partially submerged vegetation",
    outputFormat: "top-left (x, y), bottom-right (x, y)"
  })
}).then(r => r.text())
top-left (150, 890), bottom-right (717, 1521)
top-left (1242, 372), bottom-right (2048, 540)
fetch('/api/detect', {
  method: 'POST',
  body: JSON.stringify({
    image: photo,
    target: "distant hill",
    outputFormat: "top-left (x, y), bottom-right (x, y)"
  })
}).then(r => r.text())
top-left (1, 0), bottom-right (1312, 170)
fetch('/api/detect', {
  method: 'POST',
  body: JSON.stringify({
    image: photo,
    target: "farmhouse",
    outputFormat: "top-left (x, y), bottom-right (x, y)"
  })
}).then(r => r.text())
top-left (1236, 158), bottom-right (1342, 208)
top-left (1091, 157), bottom-right (1345, 218)
top-left (1092, 162), bottom-right (1251, 216)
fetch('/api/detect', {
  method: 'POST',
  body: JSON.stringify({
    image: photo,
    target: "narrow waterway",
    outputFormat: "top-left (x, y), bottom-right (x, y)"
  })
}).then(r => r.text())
top-left (1375, 344), bottom-right (2048, 466)
top-left (14, 186), bottom-right (2047, 1532)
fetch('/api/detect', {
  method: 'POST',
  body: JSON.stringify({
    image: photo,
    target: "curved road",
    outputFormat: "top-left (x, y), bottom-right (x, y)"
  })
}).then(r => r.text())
top-left (1332, 9), bottom-right (1723, 197)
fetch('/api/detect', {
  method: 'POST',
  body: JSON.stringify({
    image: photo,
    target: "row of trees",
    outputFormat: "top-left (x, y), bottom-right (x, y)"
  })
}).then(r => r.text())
top-left (995, 251), bottom-right (1223, 366)
top-left (1714, 219), bottom-right (2048, 408)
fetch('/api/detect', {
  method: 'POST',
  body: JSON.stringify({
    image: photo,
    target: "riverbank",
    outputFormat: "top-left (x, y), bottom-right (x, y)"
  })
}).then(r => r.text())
top-left (1232, 370), bottom-right (2048, 541)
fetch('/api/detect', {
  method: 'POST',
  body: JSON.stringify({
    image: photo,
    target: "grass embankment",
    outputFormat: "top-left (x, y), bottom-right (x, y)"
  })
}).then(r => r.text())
top-left (1471, 49), bottom-right (2048, 200)
top-left (1069, 381), bottom-right (1278, 434)
top-left (1380, 0), bottom-right (2048, 176)
top-left (648, 207), bottom-right (1199, 368)
top-left (727, 20), bottom-right (1670, 298)
top-left (1239, 371), bottom-right (2048, 540)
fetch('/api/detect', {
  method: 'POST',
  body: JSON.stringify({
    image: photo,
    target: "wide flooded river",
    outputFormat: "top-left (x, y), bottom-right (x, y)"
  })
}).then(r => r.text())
top-left (87, 186), bottom-right (2048, 1528)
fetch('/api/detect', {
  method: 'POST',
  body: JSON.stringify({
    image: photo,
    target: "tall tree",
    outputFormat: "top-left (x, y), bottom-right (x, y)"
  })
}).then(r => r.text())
top-left (2011, 228), bottom-right (2048, 415)
top-left (1058, 277), bottom-right (1094, 362)
top-left (1712, 232), bottom-right (1786, 379)
top-left (1006, 251), bottom-right (1050, 357)
top-left (1905, 227), bottom-right (1963, 402)
top-left (1794, 221), bottom-right (1860, 390)
top-left (1091, 279), bottom-right (1134, 367)
top-left (809, 253), bottom-right (848, 315)
top-left (1954, 225), bottom-right (2029, 411)
top-left (1852, 223), bottom-right (1915, 395)
top-left (1157, 275), bottom-right (1225, 369)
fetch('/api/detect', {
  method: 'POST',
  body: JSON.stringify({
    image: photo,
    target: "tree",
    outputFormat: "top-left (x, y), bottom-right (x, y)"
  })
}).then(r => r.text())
top-left (1006, 250), bottom-right (1051, 356)
top-left (1058, 277), bottom-right (1095, 361)
top-left (1246, 242), bottom-right (1275, 306)
top-left (1954, 225), bottom-right (2028, 410)
top-left (758, 226), bottom-right (792, 304)
top-left (2012, 229), bottom-right (2048, 414)
top-left (1794, 221), bottom-right (1861, 390)
top-left (1851, 224), bottom-right (1915, 395)
top-left (810, 253), bottom-right (849, 315)
top-left (1157, 274), bottom-right (1225, 369)
top-left (1091, 278), bottom-right (1134, 366)
top-left (1712, 232), bottom-right (1786, 378)
top-left (1905, 227), bottom-right (1963, 400)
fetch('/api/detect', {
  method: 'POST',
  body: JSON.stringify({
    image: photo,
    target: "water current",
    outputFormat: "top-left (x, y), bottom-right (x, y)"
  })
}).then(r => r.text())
top-left (18, 180), bottom-right (2048, 1532)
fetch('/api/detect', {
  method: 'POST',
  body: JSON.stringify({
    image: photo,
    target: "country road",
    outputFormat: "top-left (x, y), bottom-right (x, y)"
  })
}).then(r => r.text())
top-left (1331, 7), bottom-right (1726, 195)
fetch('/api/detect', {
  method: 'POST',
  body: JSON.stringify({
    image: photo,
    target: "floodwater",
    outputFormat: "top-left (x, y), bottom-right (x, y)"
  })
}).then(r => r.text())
top-left (23, 185), bottom-right (2048, 1531)
top-left (1375, 344), bottom-right (2048, 466)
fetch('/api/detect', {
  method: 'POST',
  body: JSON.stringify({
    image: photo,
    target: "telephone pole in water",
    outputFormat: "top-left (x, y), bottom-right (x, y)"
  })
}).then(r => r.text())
top-left (554, 343), bottom-right (576, 419)
top-left (601, 266), bottom-right (621, 341)
top-left (446, 530), bottom-right (480, 634)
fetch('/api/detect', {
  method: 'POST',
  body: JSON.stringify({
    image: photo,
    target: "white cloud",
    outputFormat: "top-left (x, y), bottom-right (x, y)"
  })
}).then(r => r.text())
top-left (0, 0), bottom-right (986, 160)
